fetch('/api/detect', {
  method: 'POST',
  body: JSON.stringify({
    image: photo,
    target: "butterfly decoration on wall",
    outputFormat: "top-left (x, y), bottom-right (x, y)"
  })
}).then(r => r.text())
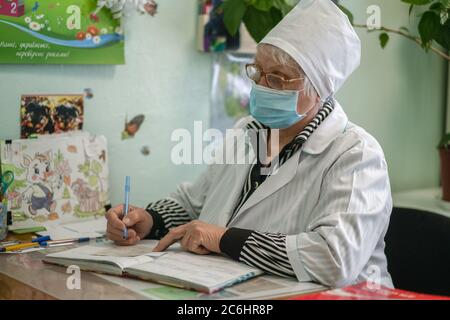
top-left (122, 114), bottom-right (145, 140)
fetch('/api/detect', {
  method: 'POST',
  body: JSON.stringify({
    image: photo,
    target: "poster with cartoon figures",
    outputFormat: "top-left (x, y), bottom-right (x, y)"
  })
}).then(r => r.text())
top-left (0, 0), bottom-right (125, 64)
top-left (0, 132), bottom-right (110, 230)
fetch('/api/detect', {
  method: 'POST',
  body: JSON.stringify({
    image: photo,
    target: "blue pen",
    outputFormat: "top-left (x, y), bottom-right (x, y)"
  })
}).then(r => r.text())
top-left (32, 235), bottom-right (51, 243)
top-left (123, 176), bottom-right (131, 239)
top-left (41, 237), bottom-right (91, 247)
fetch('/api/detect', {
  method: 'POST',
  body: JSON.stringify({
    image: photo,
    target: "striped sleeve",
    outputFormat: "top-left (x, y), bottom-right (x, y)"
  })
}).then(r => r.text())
top-left (220, 228), bottom-right (296, 278)
top-left (145, 198), bottom-right (193, 239)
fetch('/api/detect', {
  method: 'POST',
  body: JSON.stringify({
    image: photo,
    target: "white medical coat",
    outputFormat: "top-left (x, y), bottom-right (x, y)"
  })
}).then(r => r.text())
top-left (169, 101), bottom-right (393, 288)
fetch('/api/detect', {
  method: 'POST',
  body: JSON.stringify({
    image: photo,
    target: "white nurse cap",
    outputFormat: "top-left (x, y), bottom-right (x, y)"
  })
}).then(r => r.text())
top-left (260, 0), bottom-right (361, 100)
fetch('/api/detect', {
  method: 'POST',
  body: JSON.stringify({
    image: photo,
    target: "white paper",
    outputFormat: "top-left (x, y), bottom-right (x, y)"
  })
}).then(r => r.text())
top-left (35, 217), bottom-right (106, 240)
top-left (128, 251), bottom-right (263, 290)
top-left (45, 240), bottom-right (159, 269)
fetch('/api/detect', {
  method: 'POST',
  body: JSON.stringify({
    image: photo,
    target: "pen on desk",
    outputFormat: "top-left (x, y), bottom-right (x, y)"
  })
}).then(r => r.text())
top-left (0, 240), bottom-right (20, 246)
top-left (122, 176), bottom-right (131, 240)
top-left (0, 240), bottom-right (20, 248)
top-left (41, 237), bottom-right (91, 247)
top-left (0, 242), bottom-right (40, 252)
top-left (31, 235), bottom-right (51, 243)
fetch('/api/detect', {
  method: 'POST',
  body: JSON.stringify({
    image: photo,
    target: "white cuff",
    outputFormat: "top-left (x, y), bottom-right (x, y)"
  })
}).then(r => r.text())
top-left (286, 234), bottom-right (313, 282)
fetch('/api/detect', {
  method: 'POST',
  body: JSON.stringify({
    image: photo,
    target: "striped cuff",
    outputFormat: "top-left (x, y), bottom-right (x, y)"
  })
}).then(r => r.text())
top-left (220, 228), bottom-right (253, 259)
top-left (220, 228), bottom-right (296, 278)
top-left (145, 198), bottom-right (193, 239)
top-left (145, 209), bottom-right (169, 239)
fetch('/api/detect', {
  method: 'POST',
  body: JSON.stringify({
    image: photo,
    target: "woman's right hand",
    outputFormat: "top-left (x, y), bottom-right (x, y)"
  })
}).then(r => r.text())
top-left (105, 204), bottom-right (154, 245)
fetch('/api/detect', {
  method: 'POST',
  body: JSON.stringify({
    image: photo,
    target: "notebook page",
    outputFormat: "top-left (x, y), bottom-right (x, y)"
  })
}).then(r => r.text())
top-left (44, 241), bottom-right (158, 269)
top-left (127, 251), bottom-right (263, 289)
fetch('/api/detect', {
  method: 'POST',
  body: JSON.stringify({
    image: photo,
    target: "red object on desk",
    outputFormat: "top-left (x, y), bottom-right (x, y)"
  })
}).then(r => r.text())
top-left (0, 0), bottom-right (25, 17)
top-left (290, 282), bottom-right (450, 300)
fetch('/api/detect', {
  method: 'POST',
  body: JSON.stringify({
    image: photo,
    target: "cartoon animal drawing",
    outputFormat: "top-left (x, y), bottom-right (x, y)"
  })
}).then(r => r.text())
top-left (71, 179), bottom-right (102, 213)
top-left (21, 101), bottom-right (54, 138)
top-left (21, 151), bottom-right (60, 216)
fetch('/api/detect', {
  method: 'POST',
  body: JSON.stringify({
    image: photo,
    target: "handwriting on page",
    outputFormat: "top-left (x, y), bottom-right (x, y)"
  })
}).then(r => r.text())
top-left (92, 245), bottom-right (163, 257)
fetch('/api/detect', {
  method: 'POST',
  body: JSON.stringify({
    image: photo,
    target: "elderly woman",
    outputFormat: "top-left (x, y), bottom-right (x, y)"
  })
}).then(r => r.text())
top-left (106, 0), bottom-right (393, 288)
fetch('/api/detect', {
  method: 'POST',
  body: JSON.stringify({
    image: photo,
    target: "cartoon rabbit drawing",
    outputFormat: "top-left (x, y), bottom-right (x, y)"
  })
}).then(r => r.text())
top-left (22, 151), bottom-right (61, 216)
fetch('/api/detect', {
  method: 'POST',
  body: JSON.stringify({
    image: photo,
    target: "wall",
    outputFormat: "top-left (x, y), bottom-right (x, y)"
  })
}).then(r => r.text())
top-left (0, 0), bottom-right (448, 207)
top-left (339, 0), bottom-right (448, 192)
top-left (0, 0), bottom-right (211, 207)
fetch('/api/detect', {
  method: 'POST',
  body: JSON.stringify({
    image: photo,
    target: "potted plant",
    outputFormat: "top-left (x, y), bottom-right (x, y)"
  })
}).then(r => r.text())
top-left (439, 134), bottom-right (450, 200)
top-left (222, 0), bottom-right (450, 199)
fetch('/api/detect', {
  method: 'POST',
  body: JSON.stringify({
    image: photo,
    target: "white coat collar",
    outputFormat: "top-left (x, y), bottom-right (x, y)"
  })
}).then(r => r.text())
top-left (301, 100), bottom-right (348, 155)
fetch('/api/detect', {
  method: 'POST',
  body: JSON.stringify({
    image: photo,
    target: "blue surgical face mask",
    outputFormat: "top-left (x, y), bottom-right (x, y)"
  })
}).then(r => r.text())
top-left (249, 82), bottom-right (313, 129)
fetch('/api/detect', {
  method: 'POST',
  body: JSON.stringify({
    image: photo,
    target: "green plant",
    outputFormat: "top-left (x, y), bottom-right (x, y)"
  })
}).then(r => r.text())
top-left (222, 0), bottom-right (450, 61)
top-left (438, 133), bottom-right (450, 149)
top-left (353, 0), bottom-right (450, 61)
top-left (222, 0), bottom-right (299, 43)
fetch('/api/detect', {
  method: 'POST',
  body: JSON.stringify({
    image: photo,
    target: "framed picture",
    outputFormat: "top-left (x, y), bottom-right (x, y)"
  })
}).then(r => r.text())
top-left (20, 94), bottom-right (84, 138)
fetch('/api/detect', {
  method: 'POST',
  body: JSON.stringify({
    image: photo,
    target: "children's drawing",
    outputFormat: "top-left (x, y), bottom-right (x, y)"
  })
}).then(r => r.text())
top-left (21, 95), bottom-right (84, 139)
top-left (1, 133), bottom-right (110, 228)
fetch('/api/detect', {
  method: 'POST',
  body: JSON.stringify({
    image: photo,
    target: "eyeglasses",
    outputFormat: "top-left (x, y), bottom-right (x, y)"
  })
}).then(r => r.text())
top-left (245, 63), bottom-right (304, 91)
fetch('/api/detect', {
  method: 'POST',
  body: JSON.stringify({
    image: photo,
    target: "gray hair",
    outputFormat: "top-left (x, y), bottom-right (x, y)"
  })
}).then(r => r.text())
top-left (257, 43), bottom-right (317, 97)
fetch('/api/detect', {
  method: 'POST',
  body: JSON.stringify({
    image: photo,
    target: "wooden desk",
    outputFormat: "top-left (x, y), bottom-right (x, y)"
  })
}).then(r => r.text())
top-left (0, 233), bottom-right (148, 299)
top-left (1, 232), bottom-right (325, 300)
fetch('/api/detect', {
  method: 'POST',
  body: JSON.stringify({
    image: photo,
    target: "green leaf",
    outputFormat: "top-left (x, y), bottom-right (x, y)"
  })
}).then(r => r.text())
top-left (409, 4), bottom-right (415, 17)
top-left (418, 11), bottom-right (442, 47)
top-left (338, 4), bottom-right (354, 25)
top-left (435, 16), bottom-right (450, 50)
top-left (247, 0), bottom-right (273, 12)
top-left (438, 133), bottom-right (450, 148)
top-left (402, 0), bottom-right (433, 5)
top-left (284, 0), bottom-right (300, 6)
top-left (273, 0), bottom-right (296, 16)
top-left (379, 33), bottom-right (390, 48)
top-left (439, 0), bottom-right (450, 8)
top-left (243, 6), bottom-right (283, 42)
top-left (222, 0), bottom-right (248, 36)
top-left (429, 1), bottom-right (447, 14)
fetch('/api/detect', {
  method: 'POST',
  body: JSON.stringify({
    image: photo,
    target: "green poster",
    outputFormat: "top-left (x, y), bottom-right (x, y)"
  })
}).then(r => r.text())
top-left (0, 0), bottom-right (125, 64)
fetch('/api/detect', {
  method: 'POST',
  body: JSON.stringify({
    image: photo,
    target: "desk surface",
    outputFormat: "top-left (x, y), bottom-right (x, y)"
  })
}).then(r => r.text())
top-left (0, 233), bottom-right (324, 300)
top-left (0, 233), bottom-right (147, 299)
top-left (393, 187), bottom-right (450, 218)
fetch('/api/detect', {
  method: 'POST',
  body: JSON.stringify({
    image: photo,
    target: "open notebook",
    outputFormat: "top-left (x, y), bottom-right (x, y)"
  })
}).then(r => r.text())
top-left (43, 240), bottom-right (263, 294)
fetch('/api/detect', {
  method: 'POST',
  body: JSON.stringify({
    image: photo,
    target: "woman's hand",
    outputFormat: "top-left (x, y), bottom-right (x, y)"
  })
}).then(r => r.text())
top-left (105, 204), bottom-right (153, 246)
top-left (153, 220), bottom-right (227, 254)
